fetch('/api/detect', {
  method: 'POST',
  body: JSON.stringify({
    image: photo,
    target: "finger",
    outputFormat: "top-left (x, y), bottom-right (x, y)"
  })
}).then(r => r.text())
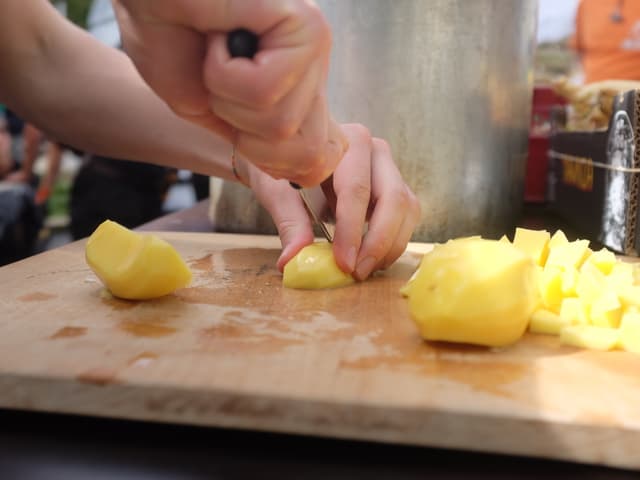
top-left (330, 124), bottom-right (373, 273)
top-left (204, 32), bottom-right (322, 111)
top-left (114, 3), bottom-right (210, 117)
top-left (380, 186), bottom-right (422, 269)
top-left (354, 139), bottom-right (407, 281)
top-left (236, 128), bottom-right (340, 187)
top-left (250, 174), bottom-right (314, 272)
top-left (208, 55), bottom-right (322, 141)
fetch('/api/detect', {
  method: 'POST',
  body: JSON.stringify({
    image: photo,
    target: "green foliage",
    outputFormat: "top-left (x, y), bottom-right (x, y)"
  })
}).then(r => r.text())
top-left (57, 0), bottom-right (93, 29)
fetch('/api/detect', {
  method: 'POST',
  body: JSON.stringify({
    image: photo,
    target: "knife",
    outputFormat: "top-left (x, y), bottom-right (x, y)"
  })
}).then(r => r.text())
top-left (227, 29), bottom-right (334, 243)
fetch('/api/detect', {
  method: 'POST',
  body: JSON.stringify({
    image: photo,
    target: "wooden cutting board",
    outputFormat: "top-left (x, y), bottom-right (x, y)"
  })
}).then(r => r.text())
top-left (0, 232), bottom-right (639, 470)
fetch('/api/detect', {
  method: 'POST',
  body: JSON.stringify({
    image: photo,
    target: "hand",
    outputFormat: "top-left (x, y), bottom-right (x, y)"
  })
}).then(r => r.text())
top-left (245, 123), bottom-right (422, 280)
top-left (113, 0), bottom-right (347, 186)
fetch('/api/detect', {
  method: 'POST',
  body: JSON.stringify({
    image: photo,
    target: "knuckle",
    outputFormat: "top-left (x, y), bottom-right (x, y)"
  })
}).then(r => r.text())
top-left (346, 123), bottom-right (371, 142)
top-left (367, 236), bottom-right (393, 260)
top-left (372, 137), bottom-right (391, 153)
top-left (390, 185), bottom-right (410, 209)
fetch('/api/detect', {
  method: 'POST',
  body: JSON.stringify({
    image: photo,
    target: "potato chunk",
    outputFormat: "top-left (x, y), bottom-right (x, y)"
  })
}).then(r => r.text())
top-left (407, 238), bottom-right (538, 347)
top-left (513, 228), bottom-right (550, 266)
top-left (283, 242), bottom-right (354, 289)
top-left (560, 325), bottom-right (619, 351)
top-left (529, 309), bottom-right (570, 335)
top-left (85, 220), bottom-right (192, 300)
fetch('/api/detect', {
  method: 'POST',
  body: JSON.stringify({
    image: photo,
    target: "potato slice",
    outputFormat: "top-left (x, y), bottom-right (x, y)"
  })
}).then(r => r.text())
top-left (283, 242), bottom-right (354, 289)
top-left (408, 238), bottom-right (538, 347)
top-left (85, 220), bottom-right (192, 300)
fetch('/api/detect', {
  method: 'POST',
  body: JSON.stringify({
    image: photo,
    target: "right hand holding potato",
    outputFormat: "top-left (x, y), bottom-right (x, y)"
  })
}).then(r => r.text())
top-left (113, 0), bottom-right (347, 186)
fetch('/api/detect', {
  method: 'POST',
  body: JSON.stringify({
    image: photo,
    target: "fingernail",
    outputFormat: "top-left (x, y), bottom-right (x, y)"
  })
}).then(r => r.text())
top-left (355, 256), bottom-right (377, 280)
top-left (345, 246), bottom-right (357, 272)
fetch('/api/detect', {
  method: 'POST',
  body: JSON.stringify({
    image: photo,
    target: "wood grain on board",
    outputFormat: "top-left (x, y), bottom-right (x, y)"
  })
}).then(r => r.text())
top-left (0, 232), bottom-right (638, 470)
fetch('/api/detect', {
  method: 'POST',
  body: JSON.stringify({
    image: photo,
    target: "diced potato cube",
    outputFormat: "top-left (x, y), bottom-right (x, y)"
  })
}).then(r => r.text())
top-left (548, 230), bottom-right (569, 249)
top-left (561, 267), bottom-right (579, 296)
top-left (529, 309), bottom-right (570, 335)
top-left (513, 228), bottom-right (550, 266)
top-left (589, 289), bottom-right (622, 328)
top-left (608, 262), bottom-right (634, 289)
top-left (621, 308), bottom-right (640, 327)
top-left (559, 298), bottom-right (590, 325)
top-left (539, 266), bottom-right (563, 312)
top-left (498, 234), bottom-right (510, 244)
top-left (633, 264), bottom-right (640, 285)
top-left (618, 285), bottom-right (640, 308)
top-left (618, 312), bottom-right (640, 354)
top-left (576, 262), bottom-right (606, 304)
top-left (560, 325), bottom-right (620, 351)
top-left (546, 239), bottom-right (591, 270)
top-left (586, 249), bottom-right (617, 275)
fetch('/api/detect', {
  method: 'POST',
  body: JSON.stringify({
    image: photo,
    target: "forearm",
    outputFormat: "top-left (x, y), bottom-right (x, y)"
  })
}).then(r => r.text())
top-left (0, 1), bottom-right (236, 181)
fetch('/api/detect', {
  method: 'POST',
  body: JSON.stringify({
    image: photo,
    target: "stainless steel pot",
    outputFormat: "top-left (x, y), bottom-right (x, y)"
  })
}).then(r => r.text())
top-left (210, 0), bottom-right (538, 241)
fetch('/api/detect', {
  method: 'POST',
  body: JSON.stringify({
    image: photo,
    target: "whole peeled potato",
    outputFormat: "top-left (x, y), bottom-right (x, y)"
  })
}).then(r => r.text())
top-left (407, 238), bottom-right (539, 347)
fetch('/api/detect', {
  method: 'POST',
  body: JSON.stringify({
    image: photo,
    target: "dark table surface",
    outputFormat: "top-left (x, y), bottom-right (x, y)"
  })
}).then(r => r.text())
top-left (1, 200), bottom-right (635, 479)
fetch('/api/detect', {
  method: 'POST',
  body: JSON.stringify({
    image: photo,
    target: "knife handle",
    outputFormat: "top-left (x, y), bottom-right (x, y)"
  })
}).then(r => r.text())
top-left (227, 29), bottom-right (259, 58)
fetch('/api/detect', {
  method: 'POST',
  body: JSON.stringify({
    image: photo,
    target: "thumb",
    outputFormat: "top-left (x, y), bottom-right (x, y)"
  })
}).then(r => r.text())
top-left (251, 175), bottom-right (314, 272)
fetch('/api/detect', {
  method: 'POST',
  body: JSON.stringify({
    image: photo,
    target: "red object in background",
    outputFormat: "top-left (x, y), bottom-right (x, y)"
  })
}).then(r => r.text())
top-left (524, 86), bottom-right (567, 203)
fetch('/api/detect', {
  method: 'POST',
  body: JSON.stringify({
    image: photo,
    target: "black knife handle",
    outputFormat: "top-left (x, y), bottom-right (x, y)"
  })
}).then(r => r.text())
top-left (227, 29), bottom-right (259, 58)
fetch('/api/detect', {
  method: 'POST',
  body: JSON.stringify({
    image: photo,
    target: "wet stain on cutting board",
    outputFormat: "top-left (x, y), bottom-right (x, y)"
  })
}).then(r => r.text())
top-left (128, 352), bottom-right (158, 367)
top-left (573, 349), bottom-right (640, 384)
top-left (189, 253), bottom-right (213, 271)
top-left (99, 290), bottom-right (139, 310)
top-left (18, 292), bottom-right (57, 302)
top-left (76, 367), bottom-right (119, 386)
top-left (118, 319), bottom-right (177, 338)
top-left (50, 326), bottom-right (87, 339)
top-left (339, 324), bottom-right (531, 399)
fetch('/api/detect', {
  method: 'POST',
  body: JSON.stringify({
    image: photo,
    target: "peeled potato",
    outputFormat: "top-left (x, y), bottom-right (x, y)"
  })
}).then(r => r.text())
top-left (406, 238), bottom-right (539, 347)
top-left (283, 242), bottom-right (354, 289)
top-left (85, 220), bottom-right (192, 300)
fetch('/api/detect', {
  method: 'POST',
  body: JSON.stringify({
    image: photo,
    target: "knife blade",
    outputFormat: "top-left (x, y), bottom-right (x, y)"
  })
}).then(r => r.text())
top-left (227, 29), bottom-right (334, 243)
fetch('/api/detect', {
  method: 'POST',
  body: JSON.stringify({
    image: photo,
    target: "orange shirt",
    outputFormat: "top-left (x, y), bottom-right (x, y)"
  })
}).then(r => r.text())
top-left (572, 0), bottom-right (640, 83)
